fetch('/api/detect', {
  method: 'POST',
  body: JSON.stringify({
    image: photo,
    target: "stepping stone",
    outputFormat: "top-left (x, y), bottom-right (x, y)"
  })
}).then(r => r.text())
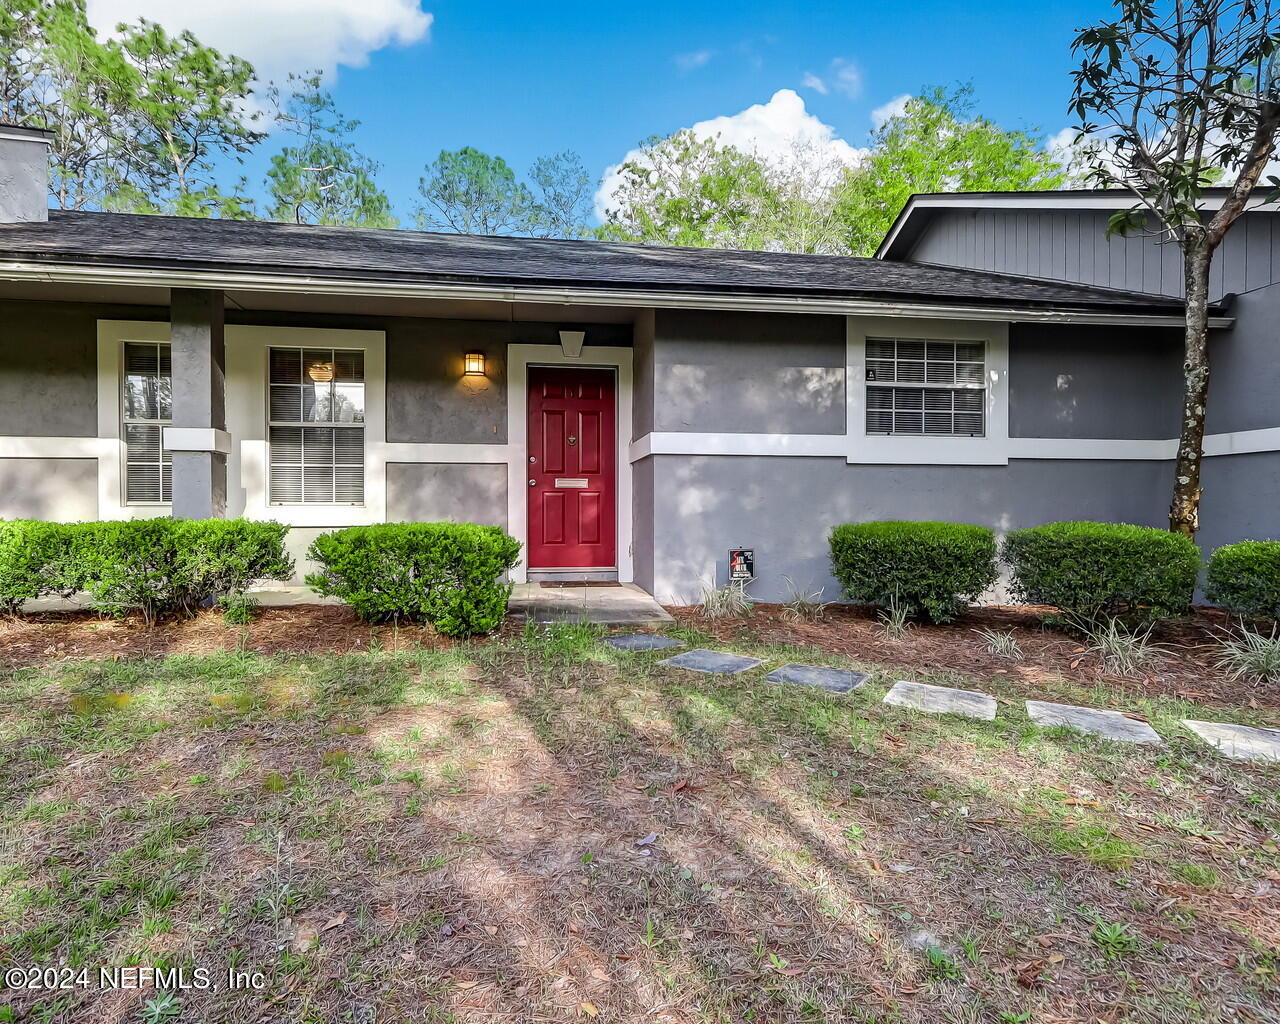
top-left (601, 633), bottom-right (684, 652)
top-left (1183, 720), bottom-right (1280, 762)
top-left (657, 649), bottom-right (763, 675)
top-left (1027, 700), bottom-right (1162, 745)
top-left (766, 663), bottom-right (869, 694)
top-left (883, 681), bottom-right (996, 721)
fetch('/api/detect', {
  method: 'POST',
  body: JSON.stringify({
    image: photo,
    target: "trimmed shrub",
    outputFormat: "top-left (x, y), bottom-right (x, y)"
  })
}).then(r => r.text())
top-left (66, 518), bottom-right (293, 623)
top-left (1205, 540), bottom-right (1280, 620)
top-left (305, 523), bottom-right (522, 636)
top-left (1002, 521), bottom-right (1200, 623)
top-left (828, 520), bottom-right (998, 624)
top-left (0, 520), bottom-right (74, 614)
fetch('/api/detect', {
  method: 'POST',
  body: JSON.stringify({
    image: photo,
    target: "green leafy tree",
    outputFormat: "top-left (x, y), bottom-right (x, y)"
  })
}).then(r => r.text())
top-left (106, 18), bottom-right (263, 215)
top-left (597, 129), bottom-right (778, 247)
top-left (835, 85), bottom-right (1066, 255)
top-left (1071, 0), bottom-right (1280, 537)
top-left (1, 1), bottom-right (138, 210)
top-left (415, 147), bottom-right (535, 234)
top-left (264, 71), bottom-right (395, 228)
top-left (527, 150), bottom-right (593, 238)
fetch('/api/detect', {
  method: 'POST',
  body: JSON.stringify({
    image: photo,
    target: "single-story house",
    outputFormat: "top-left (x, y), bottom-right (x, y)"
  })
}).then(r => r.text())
top-left (0, 124), bottom-right (1274, 604)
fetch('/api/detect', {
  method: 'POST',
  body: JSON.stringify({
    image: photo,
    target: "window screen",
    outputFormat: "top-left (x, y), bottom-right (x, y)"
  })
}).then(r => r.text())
top-left (268, 347), bottom-right (365, 504)
top-left (123, 342), bottom-right (172, 503)
top-left (865, 338), bottom-right (985, 436)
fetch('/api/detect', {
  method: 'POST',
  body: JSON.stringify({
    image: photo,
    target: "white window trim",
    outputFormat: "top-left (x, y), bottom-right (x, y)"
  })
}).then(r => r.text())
top-left (506, 344), bottom-right (634, 585)
top-left (96, 320), bottom-right (172, 519)
top-left (228, 325), bottom-right (385, 527)
top-left (846, 315), bottom-right (1010, 465)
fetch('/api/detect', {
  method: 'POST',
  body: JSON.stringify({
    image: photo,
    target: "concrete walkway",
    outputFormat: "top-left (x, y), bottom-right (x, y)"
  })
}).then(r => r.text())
top-left (509, 583), bottom-right (673, 627)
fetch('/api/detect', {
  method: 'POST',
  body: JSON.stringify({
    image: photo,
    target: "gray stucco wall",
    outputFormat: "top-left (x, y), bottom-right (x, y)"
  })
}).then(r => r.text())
top-left (1205, 281), bottom-right (1280, 434)
top-left (644, 455), bottom-right (1174, 604)
top-left (386, 463), bottom-right (508, 527)
top-left (1008, 324), bottom-right (1183, 439)
top-left (0, 301), bottom-right (101, 436)
top-left (632, 455), bottom-right (655, 595)
top-left (0, 458), bottom-right (98, 520)
top-left (384, 318), bottom-right (633, 444)
top-left (1198, 451), bottom-right (1280, 551)
top-left (633, 309), bottom-right (655, 440)
top-left (651, 310), bottom-right (846, 434)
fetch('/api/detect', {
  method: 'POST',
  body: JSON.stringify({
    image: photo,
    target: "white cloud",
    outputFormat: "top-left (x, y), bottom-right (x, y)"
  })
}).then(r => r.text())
top-left (801, 71), bottom-right (828, 95)
top-left (870, 93), bottom-right (911, 129)
top-left (595, 88), bottom-right (868, 218)
top-left (85, 0), bottom-right (432, 81)
top-left (674, 49), bottom-right (714, 72)
top-left (831, 61), bottom-right (861, 99)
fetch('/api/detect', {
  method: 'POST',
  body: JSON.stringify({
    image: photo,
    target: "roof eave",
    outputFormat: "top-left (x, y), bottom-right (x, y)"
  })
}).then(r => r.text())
top-left (0, 258), bottom-right (1227, 328)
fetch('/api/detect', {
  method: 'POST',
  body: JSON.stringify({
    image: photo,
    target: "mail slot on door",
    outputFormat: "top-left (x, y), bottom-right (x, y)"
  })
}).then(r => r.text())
top-left (554, 478), bottom-right (588, 488)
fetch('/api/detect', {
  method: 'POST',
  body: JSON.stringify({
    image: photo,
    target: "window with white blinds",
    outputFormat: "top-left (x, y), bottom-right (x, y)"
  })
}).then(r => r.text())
top-left (123, 342), bottom-right (172, 503)
top-left (865, 338), bottom-right (986, 436)
top-left (268, 347), bottom-right (365, 504)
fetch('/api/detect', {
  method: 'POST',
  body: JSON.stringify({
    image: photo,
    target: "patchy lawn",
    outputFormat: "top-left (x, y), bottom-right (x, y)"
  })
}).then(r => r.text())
top-left (1, 619), bottom-right (1278, 1023)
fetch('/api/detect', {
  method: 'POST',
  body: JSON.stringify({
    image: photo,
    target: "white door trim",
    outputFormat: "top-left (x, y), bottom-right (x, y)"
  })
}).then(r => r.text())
top-left (506, 344), bottom-right (634, 584)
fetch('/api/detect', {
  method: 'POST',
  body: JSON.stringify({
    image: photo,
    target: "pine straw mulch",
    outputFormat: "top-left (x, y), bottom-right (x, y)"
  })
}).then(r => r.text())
top-left (0, 606), bottom-right (522, 670)
top-left (670, 603), bottom-right (1279, 712)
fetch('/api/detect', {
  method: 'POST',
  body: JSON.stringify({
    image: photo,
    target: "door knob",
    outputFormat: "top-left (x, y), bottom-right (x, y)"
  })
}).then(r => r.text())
top-left (529, 479), bottom-right (537, 487)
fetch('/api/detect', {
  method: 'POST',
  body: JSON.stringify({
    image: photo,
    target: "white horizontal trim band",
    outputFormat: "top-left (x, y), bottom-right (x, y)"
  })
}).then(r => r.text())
top-left (0, 261), bottom-right (1228, 328)
top-left (162, 427), bottom-right (232, 454)
top-left (628, 426), bottom-right (1280, 462)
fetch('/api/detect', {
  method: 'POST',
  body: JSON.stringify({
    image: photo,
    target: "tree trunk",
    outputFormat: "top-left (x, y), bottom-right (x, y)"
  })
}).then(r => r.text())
top-left (1170, 240), bottom-right (1213, 537)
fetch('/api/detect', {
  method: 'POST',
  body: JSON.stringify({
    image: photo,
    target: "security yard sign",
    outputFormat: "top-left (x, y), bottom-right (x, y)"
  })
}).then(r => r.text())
top-left (728, 548), bottom-right (755, 583)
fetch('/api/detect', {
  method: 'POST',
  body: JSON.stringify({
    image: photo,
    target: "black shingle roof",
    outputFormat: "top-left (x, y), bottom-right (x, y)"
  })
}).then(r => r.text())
top-left (0, 210), bottom-right (1209, 316)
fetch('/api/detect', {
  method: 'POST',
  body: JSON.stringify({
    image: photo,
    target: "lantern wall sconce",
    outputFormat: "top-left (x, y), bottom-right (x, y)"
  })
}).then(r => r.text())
top-left (463, 351), bottom-right (486, 376)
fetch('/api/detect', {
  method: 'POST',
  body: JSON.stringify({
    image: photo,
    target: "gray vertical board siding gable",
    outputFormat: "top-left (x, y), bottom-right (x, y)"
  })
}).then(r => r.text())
top-left (908, 207), bottom-right (1280, 301)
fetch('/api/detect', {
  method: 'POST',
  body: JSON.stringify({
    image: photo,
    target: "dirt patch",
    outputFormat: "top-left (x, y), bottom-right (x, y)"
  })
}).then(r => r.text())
top-left (671, 603), bottom-right (1277, 710)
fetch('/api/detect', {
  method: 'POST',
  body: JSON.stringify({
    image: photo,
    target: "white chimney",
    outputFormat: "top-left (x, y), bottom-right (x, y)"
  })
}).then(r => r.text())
top-left (0, 124), bottom-right (52, 223)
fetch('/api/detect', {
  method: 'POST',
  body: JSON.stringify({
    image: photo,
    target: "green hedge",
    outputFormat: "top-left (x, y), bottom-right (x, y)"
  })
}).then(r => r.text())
top-left (1002, 521), bottom-right (1200, 622)
top-left (1205, 540), bottom-right (1280, 620)
top-left (0, 518), bottom-right (293, 623)
top-left (0, 520), bottom-right (75, 614)
top-left (305, 523), bottom-right (521, 636)
top-left (829, 520), bottom-right (998, 623)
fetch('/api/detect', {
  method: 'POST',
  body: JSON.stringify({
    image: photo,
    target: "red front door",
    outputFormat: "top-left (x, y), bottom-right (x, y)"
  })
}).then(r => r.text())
top-left (527, 366), bottom-right (617, 570)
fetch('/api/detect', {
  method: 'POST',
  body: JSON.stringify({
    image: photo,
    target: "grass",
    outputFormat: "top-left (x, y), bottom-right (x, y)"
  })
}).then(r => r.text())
top-left (0, 628), bottom-right (1277, 1023)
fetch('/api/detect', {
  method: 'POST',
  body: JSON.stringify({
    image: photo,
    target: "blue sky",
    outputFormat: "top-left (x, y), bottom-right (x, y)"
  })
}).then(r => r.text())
top-left (87, 1), bottom-right (1111, 222)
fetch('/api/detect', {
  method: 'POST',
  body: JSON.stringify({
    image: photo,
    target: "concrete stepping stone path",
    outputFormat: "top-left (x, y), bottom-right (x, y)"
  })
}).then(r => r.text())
top-left (1183, 720), bottom-right (1280, 762)
top-left (1027, 700), bottom-right (1161, 745)
top-left (766, 664), bottom-right (869, 694)
top-left (658, 649), bottom-right (763, 675)
top-left (883, 680), bottom-right (996, 721)
top-left (601, 633), bottom-right (684, 652)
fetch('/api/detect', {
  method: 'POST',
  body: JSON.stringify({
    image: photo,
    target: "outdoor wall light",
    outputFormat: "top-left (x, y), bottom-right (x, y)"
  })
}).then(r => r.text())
top-left (464, 351), bottom-right (486, 376)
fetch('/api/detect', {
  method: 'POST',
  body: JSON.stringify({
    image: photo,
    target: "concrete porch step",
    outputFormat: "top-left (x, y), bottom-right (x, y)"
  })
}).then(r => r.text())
top-left (508, 582), bottom-right (673, 627)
